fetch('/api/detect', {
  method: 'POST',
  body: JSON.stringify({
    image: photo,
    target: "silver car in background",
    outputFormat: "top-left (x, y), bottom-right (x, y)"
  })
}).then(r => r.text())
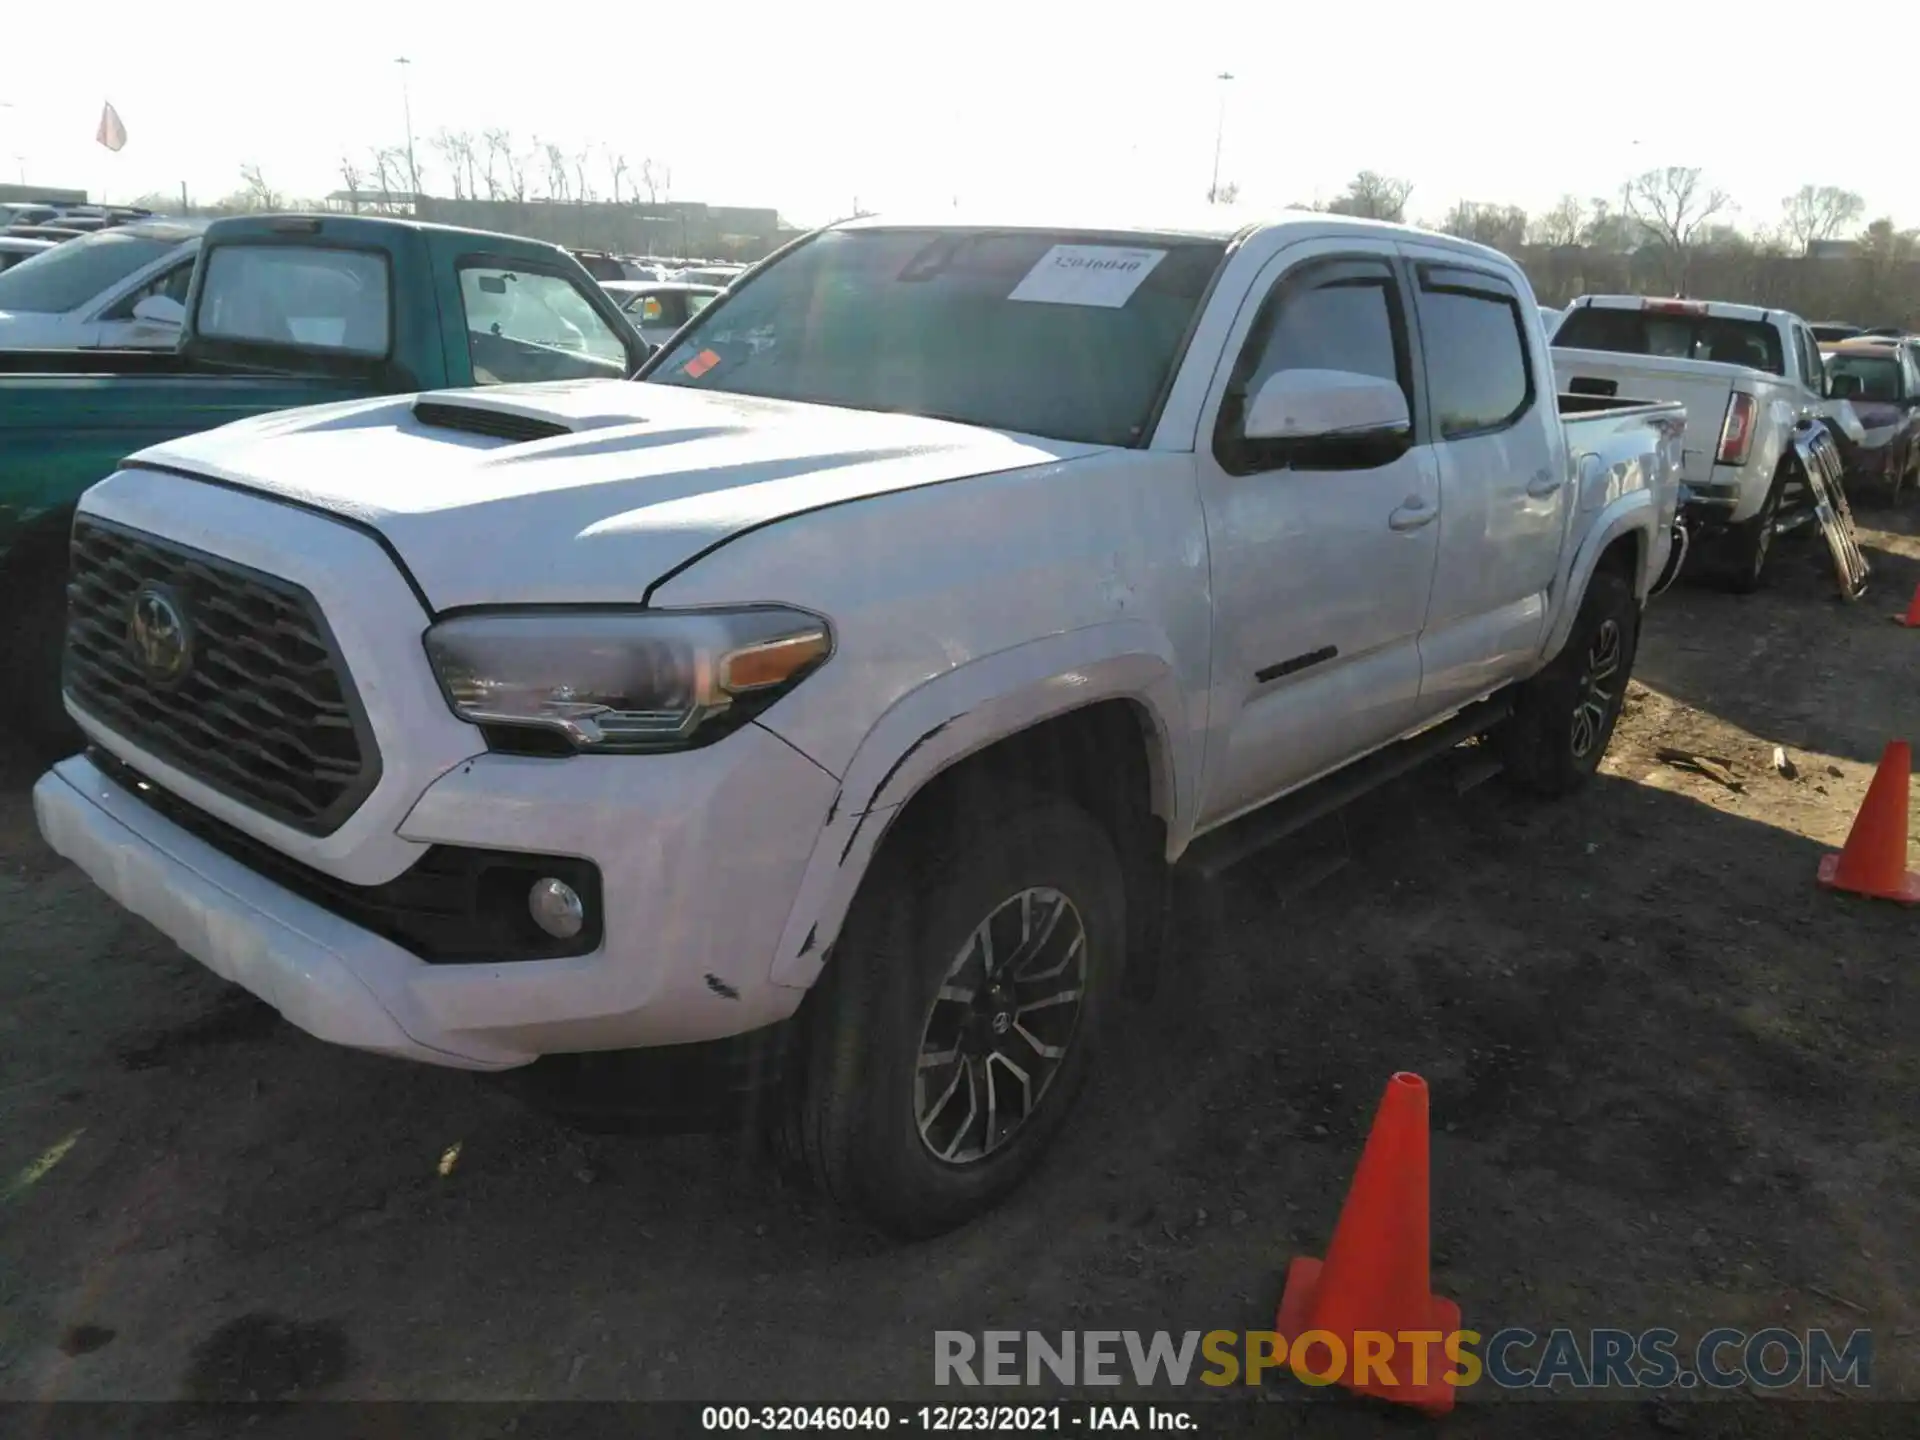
top-left (0, 218), bottom-right (207, 349)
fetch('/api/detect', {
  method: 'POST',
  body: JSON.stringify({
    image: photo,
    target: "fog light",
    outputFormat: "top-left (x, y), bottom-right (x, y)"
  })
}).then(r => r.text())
top-left (528, 877), bottom-right (585, 939)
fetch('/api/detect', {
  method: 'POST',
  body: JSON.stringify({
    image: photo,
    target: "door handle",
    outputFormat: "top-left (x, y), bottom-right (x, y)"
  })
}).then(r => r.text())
top-left (1388, 497), bottom-right (1437, 531)
top-left (1526, 468), bottom-right (1564, 498)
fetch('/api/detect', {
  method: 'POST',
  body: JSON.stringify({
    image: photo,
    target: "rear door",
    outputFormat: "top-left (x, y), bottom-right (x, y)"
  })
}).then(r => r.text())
top-left (1398, 244), bottom-right (1563, 709)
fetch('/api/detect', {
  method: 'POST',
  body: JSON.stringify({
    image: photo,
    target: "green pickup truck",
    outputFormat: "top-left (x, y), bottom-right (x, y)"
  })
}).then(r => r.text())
top-left (0, 213), bottom-right (650, 748)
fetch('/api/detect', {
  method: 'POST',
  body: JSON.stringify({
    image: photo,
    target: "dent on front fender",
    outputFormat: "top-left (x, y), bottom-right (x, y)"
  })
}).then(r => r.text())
top-left (761, 630), bottom-right (1193, 991)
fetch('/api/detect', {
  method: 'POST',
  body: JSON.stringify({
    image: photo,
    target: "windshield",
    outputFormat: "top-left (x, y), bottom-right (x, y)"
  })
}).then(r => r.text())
top-left (1554, 307), bottom-right (1786, 375)
top-left (0, 229), bottom-right (184, 314)
top-left (647, 228), bottom-right (1229, 446)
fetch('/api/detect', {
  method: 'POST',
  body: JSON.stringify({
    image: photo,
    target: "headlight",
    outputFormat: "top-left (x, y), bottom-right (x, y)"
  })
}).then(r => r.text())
top-left (424, 607), bottom-right (831, 753)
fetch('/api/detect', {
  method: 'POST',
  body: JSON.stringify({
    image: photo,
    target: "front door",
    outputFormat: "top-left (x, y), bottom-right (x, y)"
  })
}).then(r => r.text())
top-left (1192, 241), bottom-right (1442, 831)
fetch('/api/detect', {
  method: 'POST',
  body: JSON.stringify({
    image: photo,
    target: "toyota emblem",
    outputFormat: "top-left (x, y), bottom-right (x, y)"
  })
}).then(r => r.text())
top-left (127, 582), bottom-right (194, 686)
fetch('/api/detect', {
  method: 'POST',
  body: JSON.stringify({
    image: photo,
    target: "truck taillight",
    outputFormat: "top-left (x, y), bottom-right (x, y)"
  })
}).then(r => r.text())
top-left (1717, 391), bottom-right (1758, 465)
top-left (1645, 298), bottom-right (1708, 315)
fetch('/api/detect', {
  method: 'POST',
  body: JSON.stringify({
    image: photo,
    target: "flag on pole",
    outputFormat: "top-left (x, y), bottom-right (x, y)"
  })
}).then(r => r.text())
top-left (96, 102), bottom-right (127, 153)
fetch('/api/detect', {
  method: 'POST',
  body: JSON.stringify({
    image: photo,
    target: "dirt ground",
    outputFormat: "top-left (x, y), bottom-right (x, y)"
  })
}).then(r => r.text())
top-left (0, 507), bottom-right (1915, 1427)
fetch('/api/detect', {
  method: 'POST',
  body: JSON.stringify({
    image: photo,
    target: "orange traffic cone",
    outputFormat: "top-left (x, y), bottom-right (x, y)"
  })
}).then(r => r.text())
top-left (1818, 742), bottom-right (1920, 904)
top-left (1274, 1072), bottom-right (1460, 1414)
top-left (1898, 583), bottom-right (1920, 629)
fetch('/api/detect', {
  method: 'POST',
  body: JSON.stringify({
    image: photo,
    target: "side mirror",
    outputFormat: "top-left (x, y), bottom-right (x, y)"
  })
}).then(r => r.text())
top-left (1244, 368), bottom-right (1413, 443)
top-left (1243, 369), bottom-right (1411, 444)
top-left (130, 294), bottom-right (185, 328)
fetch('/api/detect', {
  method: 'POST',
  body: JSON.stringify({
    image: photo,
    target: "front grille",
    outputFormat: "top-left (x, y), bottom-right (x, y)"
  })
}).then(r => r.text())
top-left (90, 748), bottom-right (603, 964)
top-left (64, 517), bottom-right (380, 836)
top-left (412, 400), bottom-right (571, 443)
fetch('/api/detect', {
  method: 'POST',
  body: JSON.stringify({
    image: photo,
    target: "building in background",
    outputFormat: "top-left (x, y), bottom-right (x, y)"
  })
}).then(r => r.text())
top-left (321, 190), bottom-right (785, 261)
top-left (0, 184), bottom-right (88, 205)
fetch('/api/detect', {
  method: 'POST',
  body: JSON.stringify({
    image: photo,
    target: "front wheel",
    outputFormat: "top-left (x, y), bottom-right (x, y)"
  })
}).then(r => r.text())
top-left (777, 785), bottom-right (1122, 1237)
top-left (1496, 566), bottom-right (1640, 798)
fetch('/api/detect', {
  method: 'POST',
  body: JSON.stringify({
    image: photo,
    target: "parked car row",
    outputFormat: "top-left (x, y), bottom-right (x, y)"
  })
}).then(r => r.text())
top-left (571, 246), bottom-right (749, 287)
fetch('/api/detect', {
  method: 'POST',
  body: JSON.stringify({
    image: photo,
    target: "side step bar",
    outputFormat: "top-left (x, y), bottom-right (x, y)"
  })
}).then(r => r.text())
top-left (1175, 694), bottom-right (1514, 884)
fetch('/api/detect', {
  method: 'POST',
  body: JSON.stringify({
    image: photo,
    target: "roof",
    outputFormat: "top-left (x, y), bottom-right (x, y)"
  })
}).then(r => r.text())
top-left (202, 212), bottom-right (566, 253)
top-left (1822, 336), bottom-right (1911, 351)
top-left (828, 205), bottom-right (1514, 261)
top-left (1571, 295), bottom-right (1781, 321)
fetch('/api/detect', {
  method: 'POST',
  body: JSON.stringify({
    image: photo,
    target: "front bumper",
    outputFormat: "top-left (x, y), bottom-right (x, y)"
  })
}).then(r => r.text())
top-left (35, 727), bottom-right (837, 1070)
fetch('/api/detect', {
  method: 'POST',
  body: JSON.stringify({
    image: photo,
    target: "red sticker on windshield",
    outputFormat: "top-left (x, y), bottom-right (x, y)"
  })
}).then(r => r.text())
top-left (684, 349), bottom-right (721, 378)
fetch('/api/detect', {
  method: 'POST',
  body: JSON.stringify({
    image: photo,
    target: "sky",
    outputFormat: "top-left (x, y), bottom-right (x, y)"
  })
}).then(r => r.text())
top-left (6, 0), bottom-right (1919, 234)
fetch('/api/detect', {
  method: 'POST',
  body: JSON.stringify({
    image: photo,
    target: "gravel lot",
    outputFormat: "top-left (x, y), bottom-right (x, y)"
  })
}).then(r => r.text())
top-left (1, 508), bottom-right (1915, 1426)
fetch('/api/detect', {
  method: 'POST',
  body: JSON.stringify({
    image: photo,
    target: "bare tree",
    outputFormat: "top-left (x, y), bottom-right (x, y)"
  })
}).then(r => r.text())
top-left (1580, 198), bottom-right (1641, 253)
top-left (338, 157), bottom-right (365, 213)
top-left (1780, 184), bottom-right (1865, 257)
top-left (1530, 194), bottom-right (1587, 248)
top-left (431, 130), bottom-right (469, 199)
top-left (237, 163), bottom-right (282, 212)
top-left (540, 140), bottom-right (571, 202)
top-left (573, 148), bottom-right (596, 205)
top-left (640, 158), bottom-right (673, 205)
top-left (483, 130), bottom-right (529, 202)
top-left (370, 146), bottom-right (411, 209)
top-left (1211, 180), bottom-right (1239, 205)
top-left (1324, 171), bottom-right (1413, 222)
top-left (1442, 201), bottom-right (1529, 255)
top-left (607, 151), bottom-right (632, 205)
top-left (1623, 166), bottom-right (1731, 291)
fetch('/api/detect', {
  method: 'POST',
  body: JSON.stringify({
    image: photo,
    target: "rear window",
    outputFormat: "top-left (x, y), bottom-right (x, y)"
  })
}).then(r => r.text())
top-left (1555, 307), bottom-right (1785, 376)
top-left (0, 229), bottom-right (184, 314)
top-left (196, 245), bottom-right (391, 355)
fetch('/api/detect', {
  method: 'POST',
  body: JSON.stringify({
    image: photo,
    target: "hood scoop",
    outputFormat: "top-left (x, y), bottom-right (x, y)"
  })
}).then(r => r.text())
top-left (412, 399), bottom-right (573, 444)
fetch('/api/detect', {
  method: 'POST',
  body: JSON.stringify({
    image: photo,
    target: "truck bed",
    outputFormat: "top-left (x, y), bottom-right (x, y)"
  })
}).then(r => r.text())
top-left (1552, 347), bottom-right (1745, 488)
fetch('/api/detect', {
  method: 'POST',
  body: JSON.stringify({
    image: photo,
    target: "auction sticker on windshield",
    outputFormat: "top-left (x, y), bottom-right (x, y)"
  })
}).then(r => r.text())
top-left (1008, 245), bottom-right (1166, 308)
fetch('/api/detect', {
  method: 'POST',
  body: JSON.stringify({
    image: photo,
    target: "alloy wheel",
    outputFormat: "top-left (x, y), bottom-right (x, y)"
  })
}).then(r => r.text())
top-left (913, 887), bottom-right (1088, 1165)
top-left (1571, 619), bottom-right (1622, 760)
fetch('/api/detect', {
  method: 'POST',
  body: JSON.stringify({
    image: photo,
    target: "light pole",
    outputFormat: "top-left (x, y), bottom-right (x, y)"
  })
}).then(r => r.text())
top-left (0, 101), bottom-right (18, 185)
top-left (1208, 72), bottom-right (1234, 204)
top-left (394, 58), bottom-right (417, 199)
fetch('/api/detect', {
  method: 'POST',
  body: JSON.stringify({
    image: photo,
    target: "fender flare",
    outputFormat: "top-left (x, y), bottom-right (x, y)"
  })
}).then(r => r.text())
top-left (766, 621), bottom-right (1190, 989)
top-left (1541, 490), bottom-right (1654, 663)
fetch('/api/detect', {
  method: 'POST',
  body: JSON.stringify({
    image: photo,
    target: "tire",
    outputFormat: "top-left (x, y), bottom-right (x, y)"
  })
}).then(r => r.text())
top-left (777, 784), bottom-right (1123, 1238)
top-left (1496, 565), bottom-right (1639, 799)
top-left (0, 543), bottom-right (82, 760)
top-left (1721, 465), bottom-right (1785, 594)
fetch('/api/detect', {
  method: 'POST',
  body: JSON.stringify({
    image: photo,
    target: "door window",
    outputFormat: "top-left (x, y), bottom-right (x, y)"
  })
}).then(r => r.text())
top-left (100, 258), bottom-right (193, 321)
top-left (1215, 255), bottom-right (1412, 474)
top-left (459, 265), bottom-right (629, 384)
top-left (1414, 269), bottom-right (1533, 438)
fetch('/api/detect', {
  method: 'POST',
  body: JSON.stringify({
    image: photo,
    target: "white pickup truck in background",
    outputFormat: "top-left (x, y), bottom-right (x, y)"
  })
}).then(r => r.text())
top-left (36, 211), bottom-right (1685, 1236)
top-left (1553, 295), bottom-right (1843, 590)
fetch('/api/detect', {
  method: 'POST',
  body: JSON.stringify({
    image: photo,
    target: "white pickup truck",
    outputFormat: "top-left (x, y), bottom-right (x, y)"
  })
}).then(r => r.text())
top-left (35, 211), bottom-right (1685, 1236)
top-left (1553, 295), bottom-right (1841, 590)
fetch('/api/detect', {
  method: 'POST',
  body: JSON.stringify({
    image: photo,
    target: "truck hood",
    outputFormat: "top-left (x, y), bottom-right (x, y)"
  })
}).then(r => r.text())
top-left (127, 380), bottom-right (1104, 610)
